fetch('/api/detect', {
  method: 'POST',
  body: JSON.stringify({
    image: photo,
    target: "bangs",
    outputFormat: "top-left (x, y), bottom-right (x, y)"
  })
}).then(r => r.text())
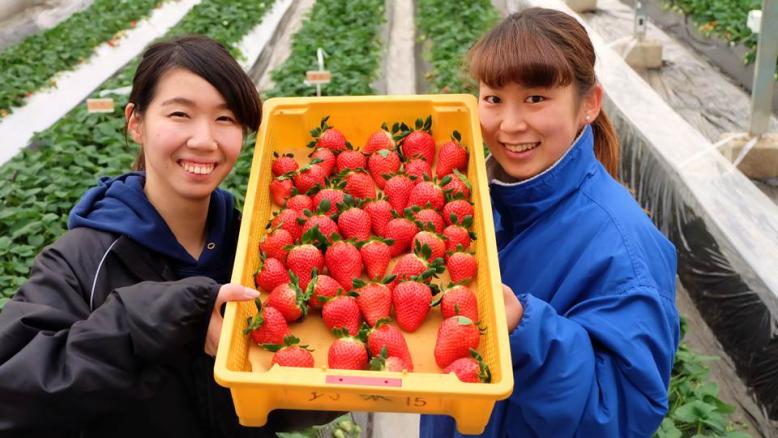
top-left (468, 20), bottom-right (575, 90)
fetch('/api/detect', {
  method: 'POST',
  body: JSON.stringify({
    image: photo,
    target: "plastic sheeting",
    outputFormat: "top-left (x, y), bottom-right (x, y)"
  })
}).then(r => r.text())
top-left (615, 115), bottom-right (778, 418)
top-left (507, 0), bottom-right (778, 419)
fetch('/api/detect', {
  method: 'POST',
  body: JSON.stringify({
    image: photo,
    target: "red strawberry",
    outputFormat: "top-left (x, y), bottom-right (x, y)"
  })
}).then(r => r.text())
top-left (366, 320), bottom-right (413, 371)
top-left (436, 131), bottom-right (468, 177)
top-left (412, 231), bottom-right (446, 261)
top-left (384, 213), bottom-right (419, 256)
top-left (267, 272), bottom-right (310, 322)
top-left (271, 152), bottom-right (299, 177)
top-left (444, 349), bottom-right (491, 383)
top-left (391, 244), bottom-right (445, 286)
top-left (243, 299), bottom-right (291, 345)
top-left (307, 269), bottom-right (343, 310)
top-left (447, 247), bottom-right (477, 283)
top-left (413, 207), bottom-right (444, 233)
top-left (383, 173), bottom-right (416, 213)
top-left (443, 199), bottom-right (474, 226)
top-left (407, 179), bottom-right (447, 211)
top-left (270, 177), bottom-right (294, 207)
top-left (405, 157), bottom-right (432, 181)
top-left (311, 183), bottom-right (347, 216)
top-left (434, 315), bottom-right (482, 368)
top-left (309, 148), bottom-right (336, 176)
top-left (337, 197), bottom-right (372, 241)
top-left (321, 292), bottom-right (362, 336)
top-left (344, 170), bottom-right (376, 200)
top-left (266, 335), bottom-right (315, 368)
top-left (325, 239), bottom-right (363, 291)
top-left (363, 123), bottom-right (396, 154)
top-left (353, 278), bottom-right (394, 326)
top-left (269, 208), bottom-right (303, 242)
top-left (302, 201), bottom-right (340, 242)
top-left (397, 116), bottom-right (435, 164)
top-left (285, 193), bottom-right (313, 212)
top-left (442, 169), bottom-right (472, 200)
top-left (328, 328), bottom-right (369, 370)
top-left (308, 116), bottom-right (348, 152)
top-left (443, 218), bottom-right (475, 252)
top-left (432, 284), bottom-right (479, 321)
top-left (369, 346), bottom-right (408, 372)
top-left (285, 227), bottom-right (326, 289)
top-left (364, 194), bottom-right (393, 236)
top-left (336, 149), bottom-right (367, 173)
top-left (293, 163), bottom-right (327, 194)
top-left (358, 237), bottom-right (393, 280)
top-left (392, 278), bottom-right (436, 332)
top-left (368, 149), bottom-right (401, 189)
top-left (259, 228), bottom-right (294, 262)
top-left (255, 255), bottom-right (290, 292)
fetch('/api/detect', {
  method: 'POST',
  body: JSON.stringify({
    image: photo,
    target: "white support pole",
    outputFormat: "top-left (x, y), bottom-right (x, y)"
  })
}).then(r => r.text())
top-left (749, 0), bottom-right (778, 136)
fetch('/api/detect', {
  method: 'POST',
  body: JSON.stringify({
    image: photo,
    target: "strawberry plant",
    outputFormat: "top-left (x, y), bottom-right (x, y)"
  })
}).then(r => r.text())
top-left (415, 0), bottom-right (499, 94)
top-left (655, 318), bottom-right (750, 437)
top-left (662, 0), bottom-right (775, 70)
top-left (0, 0), bottom-right (163, 117)
top-left (263, 0), bottom-right (385, 98)
top-left (0, 0), bottom-right (278, 305)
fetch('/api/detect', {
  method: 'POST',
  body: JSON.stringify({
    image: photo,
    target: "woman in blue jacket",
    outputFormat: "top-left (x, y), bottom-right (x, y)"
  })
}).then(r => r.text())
top-left (421, 8), bottom-right (679, 437)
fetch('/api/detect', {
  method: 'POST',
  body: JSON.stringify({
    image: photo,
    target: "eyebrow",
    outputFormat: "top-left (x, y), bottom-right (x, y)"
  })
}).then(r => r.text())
top-left (160, 97), bottom-right (230, 109)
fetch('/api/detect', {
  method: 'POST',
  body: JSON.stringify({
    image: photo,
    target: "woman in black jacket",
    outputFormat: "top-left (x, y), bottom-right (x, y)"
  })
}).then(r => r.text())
top-left (0, 35), bottom-right (336, 437)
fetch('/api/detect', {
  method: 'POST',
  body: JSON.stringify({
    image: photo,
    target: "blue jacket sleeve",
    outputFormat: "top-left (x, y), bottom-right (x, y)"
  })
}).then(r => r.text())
top-left (508, 288), bottom-right (679, 437)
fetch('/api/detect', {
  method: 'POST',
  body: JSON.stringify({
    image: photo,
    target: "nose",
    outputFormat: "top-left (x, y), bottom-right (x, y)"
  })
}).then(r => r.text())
top-left (186, 118), bottom-right (218, 150)
top-left (499, 104), bottom-right (528, 135)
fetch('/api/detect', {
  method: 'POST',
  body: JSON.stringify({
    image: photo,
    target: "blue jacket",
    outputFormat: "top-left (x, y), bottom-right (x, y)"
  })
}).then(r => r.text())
top-left (421, 125), bottom-right (679, 437)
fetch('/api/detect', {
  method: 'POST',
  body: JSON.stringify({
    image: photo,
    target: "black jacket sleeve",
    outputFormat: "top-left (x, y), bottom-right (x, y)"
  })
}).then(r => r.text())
top-left (0, 237), bottom-right (219, 431)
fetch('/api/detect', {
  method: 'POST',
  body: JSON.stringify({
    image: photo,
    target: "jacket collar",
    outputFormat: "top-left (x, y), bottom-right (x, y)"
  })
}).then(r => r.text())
top-left (488, 125), bottom-right (598, 232)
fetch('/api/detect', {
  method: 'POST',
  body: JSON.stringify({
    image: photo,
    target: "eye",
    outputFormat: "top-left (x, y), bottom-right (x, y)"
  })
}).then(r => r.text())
top-left (483, 95), bottom-right (501, 104)
top-left (217, 115), bottom-right (237, 123)
top-left (169, 111), bottom-right (189, 118)
top-left (525, 95), bottom-right (545, 104)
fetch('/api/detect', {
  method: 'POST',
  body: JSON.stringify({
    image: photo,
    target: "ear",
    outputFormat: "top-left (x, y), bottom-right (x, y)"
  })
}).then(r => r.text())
top-left (125, 103), bottom-right (143, 144)
top-left (581, 83), bottom-right (603, 124)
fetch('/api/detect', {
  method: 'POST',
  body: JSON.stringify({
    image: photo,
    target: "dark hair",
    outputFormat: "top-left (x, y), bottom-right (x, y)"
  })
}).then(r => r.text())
top-left (468, 8), bottom-right (620, 178)
top-left (127, 35), bottom-right (261, 170)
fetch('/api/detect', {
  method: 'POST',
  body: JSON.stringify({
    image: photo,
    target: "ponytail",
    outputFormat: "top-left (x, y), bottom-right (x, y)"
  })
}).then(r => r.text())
top-left (591, 110), bottom-right (620, 179)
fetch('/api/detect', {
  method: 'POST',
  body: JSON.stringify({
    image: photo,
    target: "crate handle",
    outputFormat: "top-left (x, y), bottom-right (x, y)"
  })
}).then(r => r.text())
top-left (325, 375), bottom-right (403, 387)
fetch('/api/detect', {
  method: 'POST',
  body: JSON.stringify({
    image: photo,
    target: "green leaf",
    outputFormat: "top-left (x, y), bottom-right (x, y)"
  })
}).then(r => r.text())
top-left (653, 417), bottom-right (682, 438)
top-left (672, 400), bottom-right (717, 424)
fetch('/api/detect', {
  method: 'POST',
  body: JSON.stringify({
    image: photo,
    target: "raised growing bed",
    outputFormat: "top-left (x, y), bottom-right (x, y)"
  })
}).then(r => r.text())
top-left (0, 0), bottom-right (280, 306)
top-left (0, 0), bottom-right (162, 117)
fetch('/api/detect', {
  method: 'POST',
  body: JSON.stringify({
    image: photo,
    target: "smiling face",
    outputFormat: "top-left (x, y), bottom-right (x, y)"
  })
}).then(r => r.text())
top-left (126, 68), bottom-right (243, 202)
top-left (479, 81), bottom-right (600, 181)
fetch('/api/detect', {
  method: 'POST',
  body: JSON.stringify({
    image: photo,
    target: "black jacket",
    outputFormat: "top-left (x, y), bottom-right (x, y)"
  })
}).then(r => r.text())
top-left (0, 227), bottom-right (336, 437)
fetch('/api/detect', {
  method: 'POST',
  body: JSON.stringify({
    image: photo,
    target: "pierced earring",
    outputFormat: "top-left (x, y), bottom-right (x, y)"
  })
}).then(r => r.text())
top-left (585, 115), bottom-right (591, 122)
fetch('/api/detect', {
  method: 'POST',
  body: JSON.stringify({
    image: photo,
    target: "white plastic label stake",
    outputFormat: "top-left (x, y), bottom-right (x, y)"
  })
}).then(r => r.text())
top-left (747, 10), bottom-right (762, 34)
top-left (303, 48), bottom-right (330, 96)
top-left (305, 70), bottom-right (332, 84)
top-left (86, 98), bottom-right (115, 113)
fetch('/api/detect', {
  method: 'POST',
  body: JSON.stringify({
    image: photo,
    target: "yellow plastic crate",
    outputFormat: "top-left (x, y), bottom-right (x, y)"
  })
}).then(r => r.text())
top-left (215, 94), bottom-right (513, 435)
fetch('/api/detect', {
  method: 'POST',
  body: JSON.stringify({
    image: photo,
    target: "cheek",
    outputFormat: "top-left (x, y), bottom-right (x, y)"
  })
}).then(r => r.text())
top-left (478, 112), bottom-right (499, 142)
top-left (218, 127), bottom-right (244, 162)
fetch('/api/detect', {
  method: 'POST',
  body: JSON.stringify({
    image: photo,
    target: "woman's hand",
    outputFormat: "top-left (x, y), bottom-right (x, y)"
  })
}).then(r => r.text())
top-left (205, 283), bottom-right (260, 356)
top-left (503, 284), bottom-right (523, 333)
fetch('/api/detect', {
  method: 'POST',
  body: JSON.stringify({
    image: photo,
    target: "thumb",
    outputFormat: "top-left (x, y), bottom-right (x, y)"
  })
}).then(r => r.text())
top-left (216, 283), bottom-right (260, 308)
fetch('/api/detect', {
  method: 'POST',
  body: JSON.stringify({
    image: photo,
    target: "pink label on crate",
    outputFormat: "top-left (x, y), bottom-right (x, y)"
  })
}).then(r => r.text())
top-left (325, 375), bottom-right (403, 387)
